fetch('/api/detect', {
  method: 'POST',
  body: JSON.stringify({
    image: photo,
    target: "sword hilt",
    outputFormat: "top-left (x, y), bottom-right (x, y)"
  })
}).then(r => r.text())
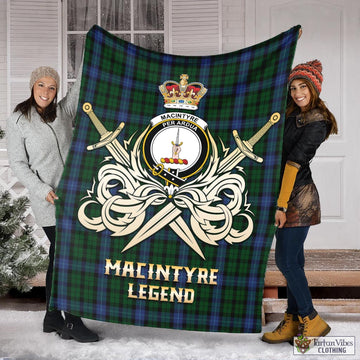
top-left (83, 102), bottom-right (107, 136)
top-left (87, 124), bottom-right (125, 151)
top-left (232, 112), bottom-right (281, 164)
top-left (247, 112), bottom-right (280, 147)
top-left (83, 102), bottom-right (125, 151)
top-left (232, 131), bottom-right (263, 163)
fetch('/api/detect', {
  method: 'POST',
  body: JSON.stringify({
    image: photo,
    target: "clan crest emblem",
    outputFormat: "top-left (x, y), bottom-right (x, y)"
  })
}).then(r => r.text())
top-left (78, 74), bottom-right (280, 259)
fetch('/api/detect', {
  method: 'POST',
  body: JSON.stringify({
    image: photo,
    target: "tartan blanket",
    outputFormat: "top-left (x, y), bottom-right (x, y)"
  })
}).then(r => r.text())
top-left (51, 25), bottom-right (299, 333)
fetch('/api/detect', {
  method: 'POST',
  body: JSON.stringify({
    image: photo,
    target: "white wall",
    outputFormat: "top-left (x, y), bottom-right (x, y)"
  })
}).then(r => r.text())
top-left (247, 0), bottom-right (360, 250)
top-left (222, 0), bottom-right (246, 52)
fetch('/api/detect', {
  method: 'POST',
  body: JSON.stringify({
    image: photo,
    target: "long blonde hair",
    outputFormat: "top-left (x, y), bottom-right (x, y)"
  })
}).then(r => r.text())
top-left (286, 78), bottom-right (338, 139)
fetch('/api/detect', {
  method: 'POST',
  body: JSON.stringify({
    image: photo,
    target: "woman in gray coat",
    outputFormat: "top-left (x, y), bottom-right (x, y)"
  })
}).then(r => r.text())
top-left (6, 65), bottom-right (99, 343)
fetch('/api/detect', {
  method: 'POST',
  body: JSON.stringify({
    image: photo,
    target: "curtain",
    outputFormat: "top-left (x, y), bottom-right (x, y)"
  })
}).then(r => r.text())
top-left (101, 0), bottom-right (130, 31)
top-left (134, 0), bottom-right (164, 30)
top-left (66, 0), bottom-right (164, 81)
top-left (67, 0), bottom-right (96, 79)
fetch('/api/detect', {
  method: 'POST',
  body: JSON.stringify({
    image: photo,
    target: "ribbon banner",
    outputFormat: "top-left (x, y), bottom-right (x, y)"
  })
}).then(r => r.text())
top-left (51, 25), bottom-right (299, 333)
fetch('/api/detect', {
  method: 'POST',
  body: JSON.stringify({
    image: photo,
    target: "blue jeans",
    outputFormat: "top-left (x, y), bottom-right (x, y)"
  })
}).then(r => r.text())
top-left (275, 226), bottom-right (315, 317)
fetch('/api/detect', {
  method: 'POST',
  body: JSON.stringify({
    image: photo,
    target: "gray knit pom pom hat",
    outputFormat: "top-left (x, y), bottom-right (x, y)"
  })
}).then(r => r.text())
top-left (29, 66), bottom-right (60, 91)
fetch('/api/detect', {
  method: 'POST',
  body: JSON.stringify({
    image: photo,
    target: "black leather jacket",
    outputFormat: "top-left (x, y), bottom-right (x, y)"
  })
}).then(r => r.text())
top-left (281, 108), bottom-right (330, 188)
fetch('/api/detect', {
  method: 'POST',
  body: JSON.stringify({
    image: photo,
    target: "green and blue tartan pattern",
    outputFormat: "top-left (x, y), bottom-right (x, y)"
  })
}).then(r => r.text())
top-left (51, 25), bottom-right (299, 333)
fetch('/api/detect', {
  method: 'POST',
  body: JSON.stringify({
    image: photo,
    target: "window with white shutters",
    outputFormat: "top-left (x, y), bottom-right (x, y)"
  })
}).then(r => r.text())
top-left (6, 0), bottom-right (223, 108)
top-left (168, 0), bottom-right (222, 56)
top-left (7, 0), bottom-right (60, 112)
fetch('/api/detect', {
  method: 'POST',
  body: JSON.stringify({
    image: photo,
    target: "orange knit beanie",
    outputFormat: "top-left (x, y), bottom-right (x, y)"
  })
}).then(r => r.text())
top-left (288, 60), bottom-right (323, 94)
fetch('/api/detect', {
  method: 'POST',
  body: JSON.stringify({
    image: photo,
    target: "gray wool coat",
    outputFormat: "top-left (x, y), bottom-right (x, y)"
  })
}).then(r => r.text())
top-left (6, 73), bottom-right (82, 227)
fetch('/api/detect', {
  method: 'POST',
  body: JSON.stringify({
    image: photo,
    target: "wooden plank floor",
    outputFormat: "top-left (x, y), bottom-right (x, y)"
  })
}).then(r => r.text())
top-left (263, 298), bottom-right (360, 314)
top-left (264, 249), bottom-right (360, 287)
top-left (266, 249), bottom-right (360, 271)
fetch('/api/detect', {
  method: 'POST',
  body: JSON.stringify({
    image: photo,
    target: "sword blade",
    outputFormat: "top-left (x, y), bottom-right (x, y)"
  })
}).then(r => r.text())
top-left (218, 148), bottom-right (246, 174)
top-left (169, 217), bottom-right (205, 260)
top-left (106, 139), bottom-right (130, 166)
top-left (175, 128), bottom-right (180, 145)
top-left (121, 203), bottom-right (182, 253)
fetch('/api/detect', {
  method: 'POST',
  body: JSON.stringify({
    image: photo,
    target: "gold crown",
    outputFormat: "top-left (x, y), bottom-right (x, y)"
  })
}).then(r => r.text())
top-left (159, 74), bottom-right (207, 110)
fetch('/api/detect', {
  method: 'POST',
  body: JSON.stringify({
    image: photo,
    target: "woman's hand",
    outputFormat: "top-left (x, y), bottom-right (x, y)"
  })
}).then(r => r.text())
top-left (46, 190), bottom-right (58, 205)
top-left (274, 210), bottom-right (287, 228)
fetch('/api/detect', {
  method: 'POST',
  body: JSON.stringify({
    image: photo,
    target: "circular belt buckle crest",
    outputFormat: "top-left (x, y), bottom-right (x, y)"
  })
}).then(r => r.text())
top-left (143, 113), bottom-right (210, 186)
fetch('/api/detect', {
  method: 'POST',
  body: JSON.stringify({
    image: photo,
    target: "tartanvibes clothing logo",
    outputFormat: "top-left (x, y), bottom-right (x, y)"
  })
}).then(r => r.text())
top-left (294, 336), bottom-right (355, 355)
top-left (77, 74), bottom-right (280, 259)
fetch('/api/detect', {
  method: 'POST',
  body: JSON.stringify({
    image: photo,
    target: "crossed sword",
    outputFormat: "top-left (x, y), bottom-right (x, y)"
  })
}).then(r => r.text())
top-left (83, 102), bottom-right (280, 259)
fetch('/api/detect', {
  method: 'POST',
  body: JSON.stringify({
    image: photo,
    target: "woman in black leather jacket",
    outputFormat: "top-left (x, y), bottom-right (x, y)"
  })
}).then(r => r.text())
top-left (262, 60), bottom-right (338, 344)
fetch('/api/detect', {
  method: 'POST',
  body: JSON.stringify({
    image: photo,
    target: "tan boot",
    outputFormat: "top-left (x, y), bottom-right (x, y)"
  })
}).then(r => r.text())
top-left (262, 313), bottom-right (300, 344)
top-left (298, 313), bottom-right (331, 338)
